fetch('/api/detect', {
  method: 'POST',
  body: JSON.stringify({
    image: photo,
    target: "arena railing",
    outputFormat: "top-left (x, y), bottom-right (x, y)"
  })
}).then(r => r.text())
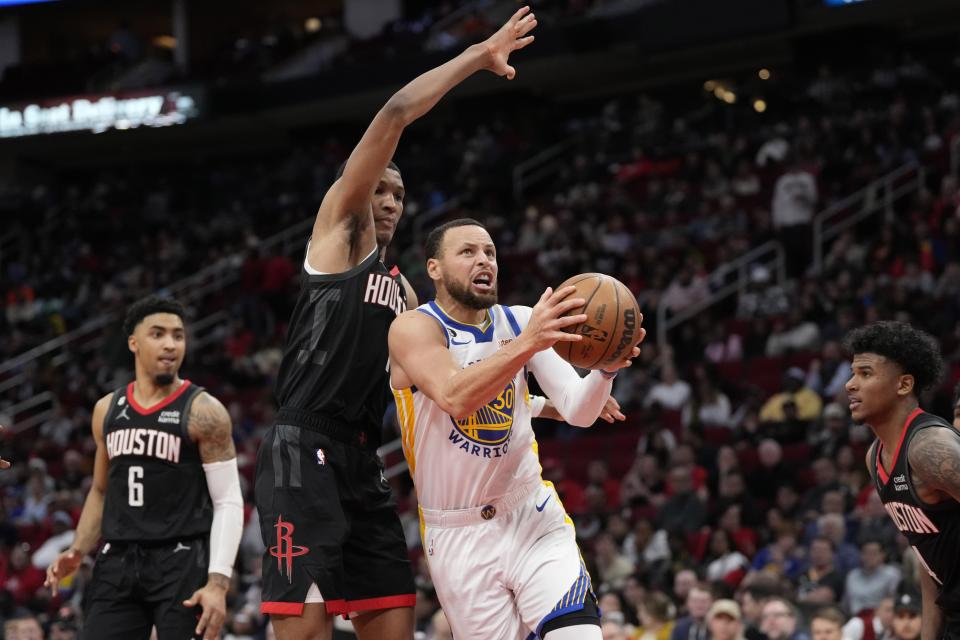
top-left (655, 240), bottom-right (786, 351)
top-left (2, 200), bottom-right (454, 431)
top-left (512, 140), bottom-right (575, 200)
top-left (812, 161), bottom-right (925, 274)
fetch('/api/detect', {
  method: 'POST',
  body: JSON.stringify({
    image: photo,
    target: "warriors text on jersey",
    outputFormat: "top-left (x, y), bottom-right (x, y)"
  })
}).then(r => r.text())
top-left (101, 381), bottom-right (211, 542)
top-left (274, 248), bottom-right (407, 447)
top-left (392, 302), bottom-right (539, 511)
top-left (872, 408), bottom-right (960, 611)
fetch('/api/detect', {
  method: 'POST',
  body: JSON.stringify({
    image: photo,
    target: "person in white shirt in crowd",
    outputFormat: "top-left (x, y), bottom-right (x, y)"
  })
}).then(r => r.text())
top-left (645, 361), bottom-right (691, 411)
top-left (704, 529), bottom-right (749, 584)
top-left (765, 309), bottom-right (821, 357)
top-left (772, 153), bottom-right (818, 277)
top-left (30, 511), bottom-right (75, 570)
top-left (682, 378), bottom-right (732, 428)
top-left (843, 540), bottom-right (901, 616)
top-left (842, 595), bottom-right (894, 640)
top-left (661, 264), bottom-right (710, 314)
top-left (622, 518), bottom-right (671, 568)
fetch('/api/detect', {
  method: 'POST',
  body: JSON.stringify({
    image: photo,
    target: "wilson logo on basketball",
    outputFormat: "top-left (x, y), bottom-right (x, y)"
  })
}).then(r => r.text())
top-left (269, 515), bottom-right (309, 583)
top-left (609, 308), bottom-right (638, 362)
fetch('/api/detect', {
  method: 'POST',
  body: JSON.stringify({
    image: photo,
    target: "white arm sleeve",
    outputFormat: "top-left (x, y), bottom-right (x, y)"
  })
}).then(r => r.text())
top-left (528, 348), bottom-right (613, 427)
top-left (203, 458), bottom-right (244, 578)
top-left (507, 305), bottom-right (613, 428)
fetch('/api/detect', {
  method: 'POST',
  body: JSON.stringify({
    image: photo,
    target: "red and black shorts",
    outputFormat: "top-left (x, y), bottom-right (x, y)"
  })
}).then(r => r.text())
top-left (254, 419), bottom-right (416, 617)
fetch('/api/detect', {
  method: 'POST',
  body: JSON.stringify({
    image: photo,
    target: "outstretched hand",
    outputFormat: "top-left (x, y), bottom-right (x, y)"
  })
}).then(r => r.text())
top-left (183, 578), bottom-right (228, 640)
top-left (482, 6), bottom-right (538, 80)
top-left (599, 396), bottom-right (626, 424)
top-left (45, 548), bottom-right (83, 596)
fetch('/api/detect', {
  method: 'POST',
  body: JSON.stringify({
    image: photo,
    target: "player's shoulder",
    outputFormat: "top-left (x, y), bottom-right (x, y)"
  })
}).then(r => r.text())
top-left (501, 304), bottom-right (532, 328)
top-left (93, 391), bottom-right (116, 414)
top-left (390, 308), bottom-right (447, 340)
top-left (907, 415), bottom-right (960, 465)
top-left (190, 390), bottom-right (228, 416)
top-left (187, 391), bottom-right (232, 438)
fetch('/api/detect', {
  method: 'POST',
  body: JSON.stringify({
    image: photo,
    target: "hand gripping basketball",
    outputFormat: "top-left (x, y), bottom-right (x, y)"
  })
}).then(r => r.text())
top-left (521, 286), bottom-right (587, 353)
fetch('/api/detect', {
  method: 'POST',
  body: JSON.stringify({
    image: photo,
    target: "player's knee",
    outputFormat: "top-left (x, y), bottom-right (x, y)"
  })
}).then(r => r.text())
top-left (539, 596), bottom-right (601, 639)
top-left (270, 603), bottom-right (332, 640)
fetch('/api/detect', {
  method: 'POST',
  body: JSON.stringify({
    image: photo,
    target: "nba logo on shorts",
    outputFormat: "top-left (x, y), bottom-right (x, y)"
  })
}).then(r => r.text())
top-left (316, 448), bottom-right (326, 465)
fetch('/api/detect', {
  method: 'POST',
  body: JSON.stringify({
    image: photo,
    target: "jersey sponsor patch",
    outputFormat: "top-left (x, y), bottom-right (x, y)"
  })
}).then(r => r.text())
top-left (158, 410), bottom-right (181, 424)
top-left (893, 474), bottom-right (909, 491)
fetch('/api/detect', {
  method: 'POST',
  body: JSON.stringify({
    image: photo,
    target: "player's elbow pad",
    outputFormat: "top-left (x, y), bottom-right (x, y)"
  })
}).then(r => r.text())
top-left (203, 458), bottom-right (244, 578)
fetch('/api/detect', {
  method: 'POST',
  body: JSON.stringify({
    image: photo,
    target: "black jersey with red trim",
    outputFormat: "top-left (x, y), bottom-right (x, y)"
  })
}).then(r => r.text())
top-left (871, 408), bottom-right (960, 611)
top-left (100, 381), bottom-right (212, 542)
top-left (273, 249), bottom-right (406, 447)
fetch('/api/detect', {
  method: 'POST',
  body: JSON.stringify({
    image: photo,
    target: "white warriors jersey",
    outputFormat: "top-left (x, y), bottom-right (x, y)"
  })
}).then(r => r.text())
top-left (392, 301), bottom-right (542, 511)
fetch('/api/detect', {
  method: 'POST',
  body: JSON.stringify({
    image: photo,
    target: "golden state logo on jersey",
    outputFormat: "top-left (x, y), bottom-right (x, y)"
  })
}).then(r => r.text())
top-left (447, 380), bottom-right (515, 458)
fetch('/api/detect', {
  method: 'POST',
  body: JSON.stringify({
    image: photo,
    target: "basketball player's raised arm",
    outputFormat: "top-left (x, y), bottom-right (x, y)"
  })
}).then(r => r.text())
top-left (389, 287), bottom-right (585, 420)
top-left (313, 7), bottom-right (537, 238)
top-left (45, 393), bottom-right (113, 595)
top-left (184, 393), bottom-right (242, 640)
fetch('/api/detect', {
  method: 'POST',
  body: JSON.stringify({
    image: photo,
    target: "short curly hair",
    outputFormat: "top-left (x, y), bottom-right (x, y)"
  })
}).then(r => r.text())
top-left (123, 296), bottom-right (186, 336)
top-left (843, 321), bottom-right (943, 396)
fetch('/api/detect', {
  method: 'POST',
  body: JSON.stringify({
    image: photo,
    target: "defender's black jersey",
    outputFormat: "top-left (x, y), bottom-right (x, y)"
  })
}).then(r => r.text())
top-left (101, 381), bottom-right (212, 542)
top-left (872, 408), bottom-right (960, 611)
top-left (274, 248), bottom-right (406, 447)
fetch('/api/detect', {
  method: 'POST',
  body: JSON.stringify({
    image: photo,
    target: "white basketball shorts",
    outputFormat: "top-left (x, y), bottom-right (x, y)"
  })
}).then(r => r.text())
top-left (421, 481), bottom-right (595, 640)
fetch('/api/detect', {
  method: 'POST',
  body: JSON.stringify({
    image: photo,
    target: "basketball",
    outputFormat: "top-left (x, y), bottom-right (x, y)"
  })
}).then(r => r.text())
top-left (552, 273), bottom-right (643, 370)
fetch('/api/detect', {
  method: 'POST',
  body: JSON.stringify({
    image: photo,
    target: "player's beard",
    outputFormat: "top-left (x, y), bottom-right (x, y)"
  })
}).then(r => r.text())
top-left (446, 275), bottom-right (497, 310)
top-left (155, 373), bottom-right (176, 386)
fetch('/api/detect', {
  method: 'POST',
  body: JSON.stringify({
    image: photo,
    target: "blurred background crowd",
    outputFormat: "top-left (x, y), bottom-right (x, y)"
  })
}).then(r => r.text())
top-left (1, 0), bottom-right (960, 638)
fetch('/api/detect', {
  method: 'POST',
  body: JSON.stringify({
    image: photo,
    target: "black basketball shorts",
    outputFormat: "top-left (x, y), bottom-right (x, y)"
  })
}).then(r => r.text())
top-left (255, 423), bottom-right (416, 617)
top-left (81, 537), bottom-right (208, 640)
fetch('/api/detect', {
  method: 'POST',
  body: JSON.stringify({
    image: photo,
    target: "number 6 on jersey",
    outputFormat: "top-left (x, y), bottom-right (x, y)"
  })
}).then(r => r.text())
top-left (128, 465), bottom-right (144, 507)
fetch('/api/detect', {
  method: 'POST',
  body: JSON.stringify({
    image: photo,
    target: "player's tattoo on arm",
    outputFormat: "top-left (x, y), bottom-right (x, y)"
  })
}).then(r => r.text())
top-left (908, 428), bottom-right (960, 502)
top-left (190, 394), bottom-right (236, 463)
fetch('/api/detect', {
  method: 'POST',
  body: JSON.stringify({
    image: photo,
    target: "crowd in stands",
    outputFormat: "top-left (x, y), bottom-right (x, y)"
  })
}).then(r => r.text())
top-left (1, 33), bottom-right (960, 640)
top-left (0, 0), bottom-right (656, 103)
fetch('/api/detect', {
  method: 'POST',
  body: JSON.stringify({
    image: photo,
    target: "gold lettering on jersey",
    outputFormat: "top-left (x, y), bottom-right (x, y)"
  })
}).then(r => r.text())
top-left (363, 273), bottom-right (406, 316)
top-left (105, 428), bottom-right (182, 463)
top-left (884, 501), bottom-right (939, 534)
